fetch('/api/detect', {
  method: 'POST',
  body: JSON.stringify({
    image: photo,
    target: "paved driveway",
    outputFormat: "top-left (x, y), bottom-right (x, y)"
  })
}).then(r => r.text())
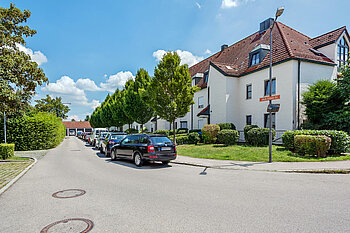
top-left (0, 137), bottom-right (349, 232)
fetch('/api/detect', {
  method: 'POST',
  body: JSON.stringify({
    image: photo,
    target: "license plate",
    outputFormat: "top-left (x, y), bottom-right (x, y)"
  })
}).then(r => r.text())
top-left (161, 147), bottom-right (171, 151)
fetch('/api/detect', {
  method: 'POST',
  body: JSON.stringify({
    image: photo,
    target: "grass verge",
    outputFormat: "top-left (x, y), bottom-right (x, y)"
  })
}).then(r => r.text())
top-left (177, 144), bottom-right (350, 162)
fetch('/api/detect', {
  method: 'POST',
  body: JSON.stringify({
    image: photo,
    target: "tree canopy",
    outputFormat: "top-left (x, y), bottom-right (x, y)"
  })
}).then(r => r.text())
top-left (0, 4), bottom-right (47, 113)
top-left (35, 95), bottom-right (70, 119)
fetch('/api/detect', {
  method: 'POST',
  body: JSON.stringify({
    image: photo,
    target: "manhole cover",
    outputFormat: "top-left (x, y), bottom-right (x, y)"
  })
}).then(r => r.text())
top-left (52, 189), bottom-right (86, 199)
top-left (40, 218), bottom-right (93, 233)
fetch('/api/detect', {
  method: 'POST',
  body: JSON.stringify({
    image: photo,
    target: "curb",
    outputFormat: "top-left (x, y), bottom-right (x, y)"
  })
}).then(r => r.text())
top-left (0, 157), bottom-right (37, 196)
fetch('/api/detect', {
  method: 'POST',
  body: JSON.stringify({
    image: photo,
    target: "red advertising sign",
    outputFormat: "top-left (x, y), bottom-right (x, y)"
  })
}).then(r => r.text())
top-left (259, 95), bottom-right (280, 102)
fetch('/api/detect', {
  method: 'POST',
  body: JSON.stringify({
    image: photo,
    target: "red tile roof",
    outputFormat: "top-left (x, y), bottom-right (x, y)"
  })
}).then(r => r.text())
top-left (62, 121), bottom-right (92, 129)
top-left (189, 22), bottom-right (342, 82)
top-left (309, 26), bottom-right (347, 49)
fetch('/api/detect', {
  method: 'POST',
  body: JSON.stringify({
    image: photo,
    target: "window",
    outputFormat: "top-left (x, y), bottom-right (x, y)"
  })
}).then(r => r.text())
top-left (246, 115), bottom-right (252, 125)
top-left (264, 79), bottom-right (276, 96)
top-left (180, 121), bottom-right (188, 129)
top-left (246, 84), bottom-right (252, 99)
top-left (338, 37), bottom-right (349, 68)
top-left (140, 136), bottom-right (150, 144)
top-left (198, 96), bottom-right (204, 108)
top-left (175, 122), bottom-right (178, 129)
top-left (128, 135), bottom-right (140, 144)
top-left (264, 113), bottom-right (276, 129)
top-left (204, 72), bottom-right (209, 83)
top-left (250, 53), bottom-right (260, 66)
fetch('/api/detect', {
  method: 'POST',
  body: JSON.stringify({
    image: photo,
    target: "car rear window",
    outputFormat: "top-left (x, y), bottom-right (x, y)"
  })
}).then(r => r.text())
top-left (110, 135), bottom-right (126, 140)
top-left (150, 136), bottom-right (172, 144)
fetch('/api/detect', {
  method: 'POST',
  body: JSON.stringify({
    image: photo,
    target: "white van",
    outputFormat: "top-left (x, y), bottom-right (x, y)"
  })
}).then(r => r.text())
top-left (90, 128), bottom-right (108, 146)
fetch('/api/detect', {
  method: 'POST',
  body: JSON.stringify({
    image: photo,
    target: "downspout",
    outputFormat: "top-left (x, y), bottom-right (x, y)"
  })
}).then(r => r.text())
top-left (208, 87), bottom-right (210, 124)
top-left (191, 104), bottom-right (193, 130)
top-left (297, 59), bottom-right (301, 130)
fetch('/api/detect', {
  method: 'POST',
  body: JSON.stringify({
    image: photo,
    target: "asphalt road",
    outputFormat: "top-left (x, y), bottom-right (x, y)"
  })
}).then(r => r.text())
top-left (0, 137), bottom-right (350, 232)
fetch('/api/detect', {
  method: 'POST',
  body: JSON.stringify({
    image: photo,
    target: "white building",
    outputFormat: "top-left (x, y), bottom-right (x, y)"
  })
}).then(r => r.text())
top-left (130, 19), bottom-right (349, 135)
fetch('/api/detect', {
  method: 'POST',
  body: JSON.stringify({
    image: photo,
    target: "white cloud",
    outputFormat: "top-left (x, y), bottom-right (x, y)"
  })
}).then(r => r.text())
top-left (41, 76), bottom-right (101, 109)
top-left (221, 0), bottom-right (253, 9)
top-left (76, 78), bottom-right (102, 91)
top-left (195, 2), bottom-right (201, 8)
top-left (100, 71), bottom-right (135, 92)
top-left (205, 49), bottom-right (212, 55)
top-left (16, 43), bottom-right (48, 65)
top-left (153, 50), bottom-right (203, 67)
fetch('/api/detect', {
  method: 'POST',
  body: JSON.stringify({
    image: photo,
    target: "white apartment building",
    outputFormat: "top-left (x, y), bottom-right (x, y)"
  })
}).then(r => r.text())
top-left (130, 19), bottom-right (349, 134)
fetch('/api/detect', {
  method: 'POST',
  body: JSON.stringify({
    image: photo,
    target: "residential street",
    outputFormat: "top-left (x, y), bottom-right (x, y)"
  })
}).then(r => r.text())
top-left (0, 137), bottom-right (350, 232)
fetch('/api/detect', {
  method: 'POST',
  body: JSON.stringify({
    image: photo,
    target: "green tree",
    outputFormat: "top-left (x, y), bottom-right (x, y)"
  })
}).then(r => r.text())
top-left (0, 4), bottom-right (47, 114)
top-left (84, 115), bottom-right (90, 121)
top-left (123, 69), bottom-right (154, 133)
top-left (110, 89), bottom-right (133, 129)
top-left (146, 52), bottom-right (199, 143)
top-left (35, 95), bottom-right (70, 119)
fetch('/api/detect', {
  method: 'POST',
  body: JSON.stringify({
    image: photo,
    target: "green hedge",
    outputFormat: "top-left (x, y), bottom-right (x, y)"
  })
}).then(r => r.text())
top-left (217, 129), bottom-right (239, 145)
top-left (0, 144), bottom-right (15, 159)
top-left (282, 130), bottom-right (350, 154)
top-left (189, 129), bottom-right (201, 133)
top-left (177, 128), bottom-right (188, 134)
top-left (154, 129), bottom-right (170, 136)
top-left (4, 112), bottom-right (65, 151)
top-left (246, 128), bottom-right (276, 146)
top-left (202, 125), bottom-right (220, 144)
top-left (176, 135), bottom-right (189, 145)
top-left (244, 125), bottom-right (259, 142)
top-left (188, 132), bottom-right (200, 145)
top-left (217, 123), bottom-right (236, 131)
top-left (124, 128), bottom-right (138, 134)
top-left (294, 135), bottom-right (331, 157)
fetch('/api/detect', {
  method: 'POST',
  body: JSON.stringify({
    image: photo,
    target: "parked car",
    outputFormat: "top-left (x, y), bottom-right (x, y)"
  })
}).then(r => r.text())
top-left (110, 134), bottom-right (177, 167)
top-left (90, 128), bottom-right (108, 146)
top-left (100, 133), bottom-right (127, 156)
top-left (84, 132), bottom-right (91, 142)
top-left (96, 132), bottom-right (110, 149)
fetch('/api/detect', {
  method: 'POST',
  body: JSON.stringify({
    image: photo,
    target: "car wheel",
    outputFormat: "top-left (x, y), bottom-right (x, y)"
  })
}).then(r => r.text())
top-left (134, 152), bottom-right (143, 167)
top-left (111, 149), bottom-right (117, 161)
top-left (162, 161), bottom-right (170, 165)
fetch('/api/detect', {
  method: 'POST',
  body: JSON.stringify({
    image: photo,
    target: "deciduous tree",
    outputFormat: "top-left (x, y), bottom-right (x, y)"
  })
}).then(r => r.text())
top-left (35, 95), bottom-right (70, 119)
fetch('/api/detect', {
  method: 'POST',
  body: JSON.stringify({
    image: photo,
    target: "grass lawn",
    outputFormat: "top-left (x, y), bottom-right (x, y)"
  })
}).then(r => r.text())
top-left (177, 144), bottom-right (350, 162)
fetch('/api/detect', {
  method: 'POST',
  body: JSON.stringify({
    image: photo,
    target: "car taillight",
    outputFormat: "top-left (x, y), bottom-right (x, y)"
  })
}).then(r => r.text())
top-left (175, 146), bottom-right (177, 155)
top-left (147, 145), bottom-right (155, 152)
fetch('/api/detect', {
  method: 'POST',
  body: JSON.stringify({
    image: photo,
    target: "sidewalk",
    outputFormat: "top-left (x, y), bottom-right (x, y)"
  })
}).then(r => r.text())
top-left (172, 155), bottom-right (350, 173)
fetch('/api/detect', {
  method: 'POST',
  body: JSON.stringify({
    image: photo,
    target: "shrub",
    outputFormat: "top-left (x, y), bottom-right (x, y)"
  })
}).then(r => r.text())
top-left (217, 130), bottom-right (239, 145)
top-left (138, 127), bottom-right (149, 133)
top-left (202, 124), bottom-right (220, 144)
top-left (217, 123), bottom-right (236, 131)
top-left (124, 128), bottom-right (138, 134)
top-left (177, 128), bottom-right (188, 134)
top-left (189, 129), bottom-right (201, 133)
top-left (154, 129), bottom-right (170, 136)
top-left (246, 128), bottom-right (276, 146)
top-left (188, 132), bottom-right (200, 145)
top-left (176, 135), bottom-right (189, 145)
top-left (294, 135), bottom-right (331, 157)
top-left (3, 112), bottom-right (65, 151)
top-left (282, 130), bottom-right (350, 154)
top-left (0, 144), bottom-right (15, 160)
top-left (244, 125), bottom-right (259, 142)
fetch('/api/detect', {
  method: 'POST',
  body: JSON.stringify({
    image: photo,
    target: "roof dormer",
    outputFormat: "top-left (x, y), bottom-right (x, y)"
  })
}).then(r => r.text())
top-left (249, 44), bottom-right (270, 67)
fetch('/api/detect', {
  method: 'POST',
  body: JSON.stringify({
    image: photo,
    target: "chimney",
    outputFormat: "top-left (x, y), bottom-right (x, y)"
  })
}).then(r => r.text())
top-left (221, 44), bottom-right (228, 52)
top-left (259, 18), bottom-right (274, 33)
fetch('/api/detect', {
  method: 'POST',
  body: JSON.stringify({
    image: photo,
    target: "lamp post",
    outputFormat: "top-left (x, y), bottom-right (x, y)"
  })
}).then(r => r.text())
top-left (269, 7), bottom-right (284, 163)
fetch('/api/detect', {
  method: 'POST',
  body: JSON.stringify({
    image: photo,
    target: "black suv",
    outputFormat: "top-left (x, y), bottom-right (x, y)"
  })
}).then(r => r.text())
top-left (110, 134), bottom-right (176, 166)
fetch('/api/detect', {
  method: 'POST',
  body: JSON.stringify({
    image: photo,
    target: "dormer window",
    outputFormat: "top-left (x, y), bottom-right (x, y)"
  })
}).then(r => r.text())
top-left (249, 44), bottom-right (270, 67)
top-left (338, 37), bottom-right (349, 68)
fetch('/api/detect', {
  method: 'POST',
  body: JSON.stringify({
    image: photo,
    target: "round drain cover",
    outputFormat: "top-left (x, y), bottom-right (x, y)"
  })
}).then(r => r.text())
top-left (52, 189), bottom-right (86, 199)
top-left (41, 218), bottom-right (93, 233)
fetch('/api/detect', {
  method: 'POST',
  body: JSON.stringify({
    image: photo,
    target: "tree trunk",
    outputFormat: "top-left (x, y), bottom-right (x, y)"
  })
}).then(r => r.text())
top-left (141, 124), bottom-right (143, 133)
top-left (172, 121), bottom-right (176, 145)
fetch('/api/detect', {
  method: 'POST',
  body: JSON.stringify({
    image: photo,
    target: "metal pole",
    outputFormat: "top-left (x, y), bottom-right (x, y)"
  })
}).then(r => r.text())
top-left (268, 21), bottom-right (273, 163)
top-left (3, 111), bottom-right (6, 144)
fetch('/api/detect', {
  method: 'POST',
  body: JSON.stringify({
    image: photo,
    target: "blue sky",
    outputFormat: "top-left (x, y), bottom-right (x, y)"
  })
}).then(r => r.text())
top-left (1, 0), bottom-right (349, 120)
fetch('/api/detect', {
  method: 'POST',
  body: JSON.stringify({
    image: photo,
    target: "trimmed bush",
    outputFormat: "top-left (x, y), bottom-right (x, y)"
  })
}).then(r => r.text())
top-left (217, 123), bottom-right (236, 131)
top-left (177, 128), bottom-right (188, 134)
top-left (294, 135), bottom-right (331, 157)
top-left (188, 132), bottom-right (200, 145)
top-left (217, 130), bottom-right (239, 145)
top-left (3, 112), bottom-right (65, 151)
top-left (282, 130), bottom-right (350, 154)
top-left (124, 128), bottom-right (138, 134)
top-left (0, 144), bottom-right (15, 160)
top-left (176, 135), bottom-right (189, 145)
top-left (154, 129), bottom-right (170, 136)
top-left (189, 129), bottom-right (201, 133)
top-left (244, 125), bottom-right (259, 142)
top-left (246, 128), bottom-right (276, 146)
top-left (202, 124), bottom-right (220, 144)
